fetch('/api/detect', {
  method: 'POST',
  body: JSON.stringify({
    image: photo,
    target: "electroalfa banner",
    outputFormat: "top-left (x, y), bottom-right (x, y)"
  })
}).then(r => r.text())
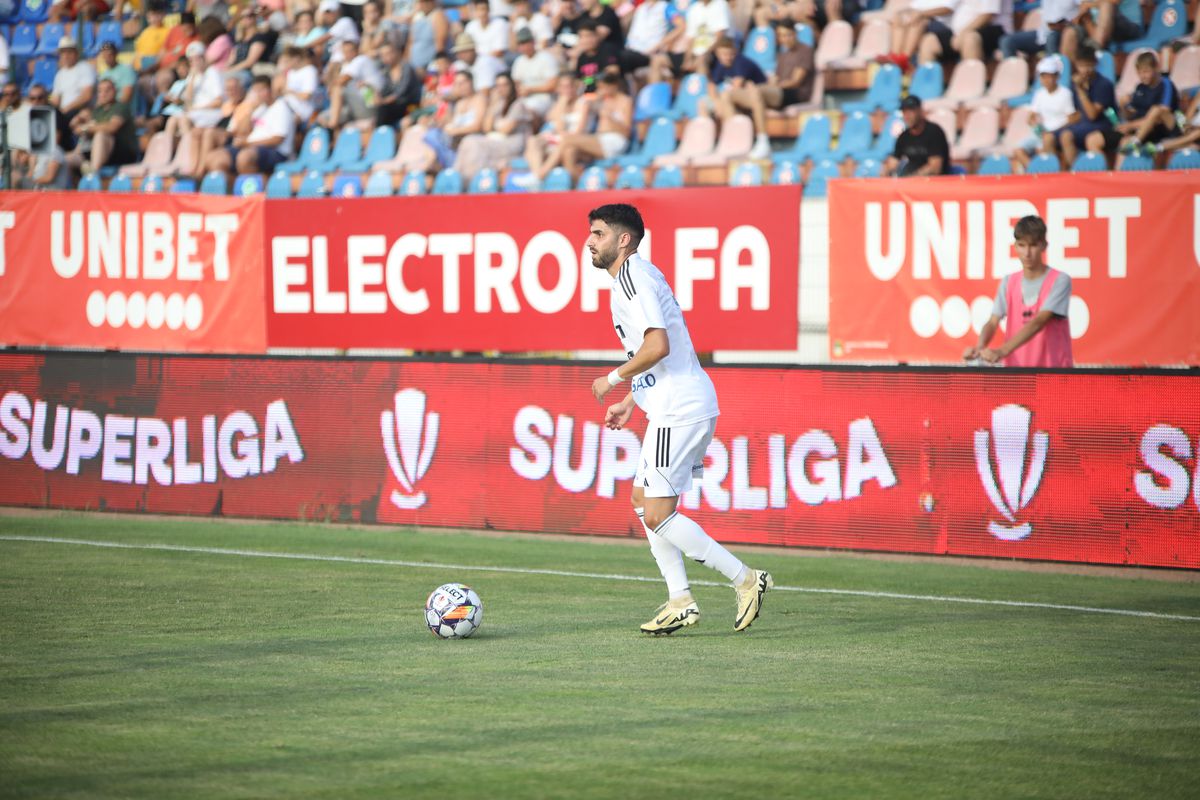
top-left (827, 172), bottom-right (1200, 365)
top-left (2, 352), bottom-right (1198, 569)
top-left (262, 186), bottom-right (801, 351)
top-left (0, 191), bottom-right (268, 353)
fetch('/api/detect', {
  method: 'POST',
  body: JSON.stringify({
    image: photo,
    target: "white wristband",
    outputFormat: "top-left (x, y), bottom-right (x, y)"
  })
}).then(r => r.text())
top-left (607, 368), bottom-right (625, 386)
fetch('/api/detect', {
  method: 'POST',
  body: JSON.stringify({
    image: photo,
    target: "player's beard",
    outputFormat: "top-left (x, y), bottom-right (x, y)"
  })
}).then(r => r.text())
top-left (589, 244), bottom-right (618, 271)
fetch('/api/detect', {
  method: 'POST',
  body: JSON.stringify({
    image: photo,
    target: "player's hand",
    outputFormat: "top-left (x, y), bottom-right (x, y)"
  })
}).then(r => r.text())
top-left (962, 345), bottom-right (980, 361)
top-left (980, 347), bottom-right (1004, 363)
top-left (605, 401), bottom-right (634, 430)
top-left (592, 376), bottom-right (613, 401)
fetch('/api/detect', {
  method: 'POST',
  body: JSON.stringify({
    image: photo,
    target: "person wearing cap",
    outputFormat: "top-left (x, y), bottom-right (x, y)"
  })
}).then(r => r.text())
top-left (452, 31), bottom-right (505, 93)
top-left (1000, 0), bottom-right (1080, 60)
top-left (325, 11), bottom-right (364, 64)
top-left (66, 78), bottom-right (139, 176)
top-left (883, 94), bottom-right (951, 176)
top-left (1014, 56), bottom-right (1074, 170)
top-left (511, 25), bottom-right (559, 121)
top-left (165, 41), bottom-right (226, 141)
top-left (98, 41), bottom-right (138, 104)
top-left (50, 37), bottom-right (97, 148)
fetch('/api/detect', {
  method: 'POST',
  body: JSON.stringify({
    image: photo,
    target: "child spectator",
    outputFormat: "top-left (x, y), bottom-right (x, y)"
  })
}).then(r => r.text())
top-left (1014, 56), bottom-right (1074, 171)
top-left (1060, 45), bottom-right (1117, 167)
top-left (1116, 51), bottom-right (1180, 158)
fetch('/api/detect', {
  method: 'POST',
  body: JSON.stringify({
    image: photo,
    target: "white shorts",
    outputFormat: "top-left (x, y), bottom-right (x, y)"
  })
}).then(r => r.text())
top-left (599, 132), bottom-right (630, 159)
top-left (635, 418), bottom-right (717, 498)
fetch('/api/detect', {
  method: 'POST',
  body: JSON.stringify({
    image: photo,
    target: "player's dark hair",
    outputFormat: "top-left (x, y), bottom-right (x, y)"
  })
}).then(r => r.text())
top-left (589, 204), bottom-right (645, 246)
top-left (1014, 215), bottom-right (1047, 243)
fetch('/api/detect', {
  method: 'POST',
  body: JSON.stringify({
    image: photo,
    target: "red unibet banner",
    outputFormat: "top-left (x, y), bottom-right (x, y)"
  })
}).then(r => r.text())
top-left (0, 192), bottom-right (267, 353)
top-left (263, 186), bottom-right (801, 351)
top-left (2, 352), bottom-right (1198, 569)
top-left (827, 172), bottom-right (1200, 365)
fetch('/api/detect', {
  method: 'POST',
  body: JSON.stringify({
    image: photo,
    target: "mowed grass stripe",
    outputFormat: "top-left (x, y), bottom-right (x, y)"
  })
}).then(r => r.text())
top-left (3, 534), bottom-right (1198, 623)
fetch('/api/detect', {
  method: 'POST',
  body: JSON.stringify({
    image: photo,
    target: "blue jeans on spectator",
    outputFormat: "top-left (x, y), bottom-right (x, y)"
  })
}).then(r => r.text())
top-left (1000, 28), bottom-right (1061, 58)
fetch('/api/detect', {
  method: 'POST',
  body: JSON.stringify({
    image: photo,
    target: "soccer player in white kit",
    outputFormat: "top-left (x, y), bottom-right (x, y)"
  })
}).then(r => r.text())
top-left (585, 204), bottom-right (773, 634)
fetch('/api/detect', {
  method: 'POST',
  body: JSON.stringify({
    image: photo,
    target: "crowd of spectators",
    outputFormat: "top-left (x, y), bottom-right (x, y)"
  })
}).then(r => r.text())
top-left (0, 0), bottom-right (1195, 193)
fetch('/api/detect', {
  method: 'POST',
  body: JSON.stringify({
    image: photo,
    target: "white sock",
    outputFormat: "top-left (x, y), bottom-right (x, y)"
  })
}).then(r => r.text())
top-left (636, 509), bottom-right (691, 600)
top-left (654, 510), bottom-right (747, 584)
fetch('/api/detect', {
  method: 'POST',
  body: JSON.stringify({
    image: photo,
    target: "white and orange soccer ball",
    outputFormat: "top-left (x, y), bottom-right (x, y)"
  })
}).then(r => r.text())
top-left (425, 583), bottom-right (483, 639)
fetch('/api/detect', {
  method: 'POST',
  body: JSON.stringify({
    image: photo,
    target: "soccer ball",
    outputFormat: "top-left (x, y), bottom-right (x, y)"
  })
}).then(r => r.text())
top-left (425, 583), bottom-right (483, 639)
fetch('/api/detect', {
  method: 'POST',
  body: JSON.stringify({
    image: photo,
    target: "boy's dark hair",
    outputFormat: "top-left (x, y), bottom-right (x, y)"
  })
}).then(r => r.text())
top-left (251, 74), bottom-right (272, 88)
top-left (1076, 45), bottom-right (1096, 64)
top-left (1135, 51), bottom-right (1159, 70)
top-left (1014, 215), bottom-right (1047, 243)
top-left (589, 204), bottom-right (645, 246)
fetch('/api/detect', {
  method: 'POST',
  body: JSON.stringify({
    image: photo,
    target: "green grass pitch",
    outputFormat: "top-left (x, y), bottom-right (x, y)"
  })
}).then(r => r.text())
top-left (1, 512), bottom-right (1198, 799)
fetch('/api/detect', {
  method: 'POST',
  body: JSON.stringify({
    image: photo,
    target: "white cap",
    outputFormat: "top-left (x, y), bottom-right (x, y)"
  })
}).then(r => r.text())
top-left (186, 41), bottom-right (206, 58)
top-left (329, 16), bottom-right (361, 43)
top-left (1036, 56), bottom-right (1062, 75)
top-left (318, 0), bottom-right (339, 12)
top-left (57, 35), bottom-right (77, 50)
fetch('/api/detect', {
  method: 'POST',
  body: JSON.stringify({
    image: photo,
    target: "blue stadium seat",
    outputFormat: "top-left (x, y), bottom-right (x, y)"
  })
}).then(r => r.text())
top-left (92, 19), bottom-right (122, 54)
top-left (1071, 152), bottom-right (1107, 172)
top-left (432, 167), bottom-right (464, 194)
top-left (266, 170), bottom-right (293, 198)
top-left (399, 171), bottom-right (426, 196)
top-left (469, 167), bottom-right (499, 194)
top-left (908, 62), bottom-right (944, 102)
top-left (0, 4), bottom-right (17, 24)
top-left (1096, 49), bottom-right (1116, 82)
top-left (344, 125), bottom-right (396, 172)
top-left (618, 116), bottom-right (676, 167)
top-left (296, 169), bottom-right (326, 197)
top-left (141, 174), bottom-right (164, 192)
top-left (831, 111), bottom-right (874, 161)
top-left (868, 112), bottom-right (904, 159)
top-left (633, 82), bottom-right (672, 123)
top-left (233, 173), bottom-right (264, 195)
top-left (978, 153), bottom-right (1013, 175)
top-left (9, 21), bottom-right (35, 57)
top-left (804, 159), bottom-right (839, 198)
top-left (730, 162), bottom-right (763, 186)
top-left (577, 165), bottom-right (609, 191)
top-left (651, 164), bottom-right (683, 188)
top-left (170, 178), bottom-right (197, 193)
top-left (77, 173), bottom-right (101, 191)
top-left (1027, 153), bottom-right (1062, 174)
top-left (1117, 0), bottom-right (1185, 52)
top-left (743, 26), bottom-right (776, 76)
top-left (77, 21), bottom-right (96, 57)
top-left (364, 170), bottom-right (394, 196)
top-left (667, 73), bottom-right (708, 119)
top-left (33, 21), bottom-right (63, 56)
top-left (277, 127), bottom-right (330, 175)
top-left (795, 23), bottom-right (814, 46)
top-left (853, 158), bottom-right (882, 178)
top-left (320, 127), bottom-right (362, 173)
top-left (614, 164), bottom-right (646, 190)
top-left (331, 173), bottom-right (363, 197)
top-left (1118, 152), bottom-right (1153, 171)
top-left (773, 113), bottom-right (831, 164)
top-left (1168, 148), bottom-right (1200, 170)
top-left (771, 160), bottom-right (800, 184)
top-left (107, 173), bottom-right (132, 192)
top-left (19, 0), bottom-right (50, 23)
top-left (200, 170), bottom-right (227, 195)
top-left (541, 166), bottom-right (572, 192)
top-left (27, 57), bottom-right (56, 92)
top-left (844, 64), bottom-right (902, 113)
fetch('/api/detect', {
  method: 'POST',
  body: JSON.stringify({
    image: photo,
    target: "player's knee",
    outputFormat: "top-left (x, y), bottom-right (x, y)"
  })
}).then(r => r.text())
top-left (644, 508), bottom-right (670, 530)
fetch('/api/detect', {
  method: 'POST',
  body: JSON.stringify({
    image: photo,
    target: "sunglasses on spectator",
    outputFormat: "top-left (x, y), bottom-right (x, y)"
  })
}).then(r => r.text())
top-left (28, 92), bottom-right (48, 102)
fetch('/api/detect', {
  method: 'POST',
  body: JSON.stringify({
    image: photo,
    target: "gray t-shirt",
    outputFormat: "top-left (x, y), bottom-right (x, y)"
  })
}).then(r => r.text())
top-left (993, 270), bottom-right (1072, 321)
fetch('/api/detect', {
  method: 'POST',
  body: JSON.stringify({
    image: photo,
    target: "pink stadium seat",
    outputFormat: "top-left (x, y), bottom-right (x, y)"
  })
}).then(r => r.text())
top-left (815, 21), bottom-right (854, 69)
top-left (654, 116), bottom-right (717, 167)
top-left (830, 19), bottom-right (891, 69)
top-left (1117, 47), bottom-right (1155, 99)
top-left (951, 106), bottom-right (1000, 160)
top-left (119, 132), bottom-right (173, 178)
top-left (965, 57), bottom-right (1029, 110)
top-left (861, 0), bottom-right (912, 23)
top-left (371, 124), bottom-right (433, 174)
top-left (986, 106), bottom-right (1035, 157)
top-left (692, 115), bottom-right (755, 166)
top-left (1169, 46), bottom-right (1200, 92)
top-left (926, 106), bottom-right (958, 144)
top-left (925, 59), bottom-right (987, 111)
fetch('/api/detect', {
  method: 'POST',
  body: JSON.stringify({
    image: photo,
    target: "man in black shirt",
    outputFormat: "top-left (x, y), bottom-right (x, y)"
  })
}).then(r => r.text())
top-left (574, 21), bottom-right (623, 93)
top-left (883, 94), bottom-right (950, 177)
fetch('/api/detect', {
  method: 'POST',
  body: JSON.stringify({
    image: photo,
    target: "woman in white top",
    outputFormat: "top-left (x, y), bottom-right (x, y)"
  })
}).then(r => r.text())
top-left (165, 42), bottom-right (227, 142)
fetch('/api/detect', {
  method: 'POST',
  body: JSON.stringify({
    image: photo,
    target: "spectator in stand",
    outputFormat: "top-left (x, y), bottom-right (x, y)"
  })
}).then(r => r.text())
top-left (650, 0), bottom-right (731, 80)
top-left (13, 142), bottom-right (72, 190)
top-left (1060, 45), bottom-right (1117, 167)
top-left (707, 36), bottom-right (773, 158)
top-left (541, 71), bottom-right (632, 179)
top-left (624, 0), bottom-right (683, 75)
top-left (823, 0), bottom-right (869, 24)
top-left (454, 72), bottom-right (534, 178)
top-left (0, 22), bottom-right (8, 80)
top-left (134, 1), bottom-right (170, 72)
top-left (1014, 56), bottom-right (1074, 170)
top-left (407, 0), bottom-right (451, 71)
top-left (1077, 0), bottom-right (1143, 52)
top-left (883, 94), bottom-right (951, 175)
top-left (579, 0), bottom-right (624, 50)
top-left (310, 0), bottom-right (347, 60)
top-left (0, 82), bottom-right (20, 112)
top-left (423, 70), bottom-right (488, 169)
top-left (276, 46), bottom-right (320, 126)
top-left (202, 76), bottom-right (297, 179)
top-left (752, 0), bottom-right (819, 32)
top-left (1160, 92), bottom-right (1200, 154)
top-left (50, 38), bottom-right (97, 150)
top-left (765, 20), bottom-right (816, 107)
top-left (373, 40), bottom-right (424, 126)
top-left (160, 11), bottom-right (199, 71)
top-left (452, 31), bottom-right (505, 93)
top-left (465, 0), bottom-right (510, 61)
top-left (880, 0), bottom-right (953, 72)
top-left (188, 72), bottom-right (253, 177)
top-left (227, 6), bottom-right (286, 76)
top-left (137, 67), bottom-right (179, 144)
top-left (509, 0), bottom-right (556, 50)
top-left (49, 0), bottom-right (110, 23)
top-left (574, 21), bottom-right (622, 93)
top-left (916, 0), bottom-right (1008, 64)
top-left (1116, 51), bottom-right (1180, 160)
top-left (289, 10), bottom-right (322, 49)
top-left (321, 34), bottom-right (386, 128)
top-left (525, 71), bottom-right (582, 179)
top-left (193, 0), bottom-right (232, 24)
top-left (97, 42), bottom-right (137, 105)
top-left (67, 78), bottom-right (139, 176)
top-left (175, 40), bottom-right (227, 136)
top-left (1000, 0), bottom-right (1080, 61)
top-left (512, 27), bottom-right (561, 122)
top-left (964, 215), bottom-right (1073, 367)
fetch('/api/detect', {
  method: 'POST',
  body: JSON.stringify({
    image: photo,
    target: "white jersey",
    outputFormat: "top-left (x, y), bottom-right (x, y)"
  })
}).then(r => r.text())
top-left (610, 254), bottom-right (719, 426)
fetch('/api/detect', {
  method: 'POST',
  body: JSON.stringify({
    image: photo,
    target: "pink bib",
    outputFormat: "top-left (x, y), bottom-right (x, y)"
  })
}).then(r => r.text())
top-left (1003, 268), bottom-right (1074, 368)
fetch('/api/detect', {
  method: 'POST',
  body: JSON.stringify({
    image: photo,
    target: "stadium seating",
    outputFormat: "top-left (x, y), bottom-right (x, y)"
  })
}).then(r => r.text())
top-left (1119, 153), bottom-right (1154, 171)
top-left (1027, 153), bottom-right (1062, 174)
top-left (815, 21), bottom-right (853, 69)
top-left (771, 160), bottom-right (800, 184)
top-left (469, 168), bottom-right (499, 193)
top-left (692, 114), bottom-right (754, 167)
top-left (577, 165), bottom-right (609, 191)
top-left (200, 171), bottom-right (227, 195)
top-left (730, 162), bottom-right (763, 186)
top-left (853, 158), bottom-right (882, 178)
top-left (27, 57), bottom-right (56, 91)
top-left (908, 62), bottom-right (944, 102)
top-left (296, 170), bottom-right (326, 198)
top-left (90, 19), bottom-right (122, 56)
top-left (1168, 149), bottom-right (1200, 170)
top-left (654, 116), bottom-right (716, 167)
top-left (120, 132), bottom-right (173, 178)
top-left (107, 173), bottom-right (132, 192)
top-left (233, 174), bottom-right (264, 195)
top-left (318, 128), bottom-right (363, 174)
top-left (650, 164), bottom-right (684, 188)
top-left (1117, 0), bottom-right (1186, 52)
top-left (1170, 46), bottom-right (1200, 92)
top-left (618, 116), bottom-right (677, 167)
top-left (20, 0), bottom-right (51, 23)
top-left (33, 21), bottom-right (64, 56)
top-left (77, 173), bottom-right (101, 192)
top-left (371, 125), bottom-right (435, 174)
top-left (278, 127), bottom-right (331, 175)
top-left (926, 59), bottom-right (987, 111)
top-left (431, 168), bottom-right (464, 195)
top-left (141, 174), bottom-right (164, 193)
top-left (1096, 50), bottom-right (1116, 83)
top-left (343, 126), bottom-right (396, 173)
top-left (393, 172), bottom-right (422, 197)
top-left (744, 27), bottom-right (776, 75)
top-left (831, 111), bottom-right (873, 162)
top-left (633, 82), bottom-right (672, 123)
top-left (966, 58), bottom-right (1029, 110)
top-left (170, 178), bottom-right (197, 193)
top-left (266, 170), bottom-right (294, 198)
top-left (795, 23), bottom-right (814, 46)
top-left (331, 173), bottom-right (363, 197)
top-left (926, 107), bottom-right (958, 147)
top-left (9, 21), bottom-right (35, 58)
top-left (1072, 152), bottom-right (1107, 172)
top-left (363, 170), bottom-right (394, 196)
top-left (977, 153), bottom-right (1013, 176)
top-left (986, 106), bottom-right (1034, 158)
top-left (772, 113), bottom-right (831, 164)
top-left (868, 112), bottom-right (904, 159)
top-left (667, 74), bottom-right (708, 119)
top-left (951, 107), bottom-right (1000, 161)
top-left (843, 63), bottom-right (902, 113)
top-left (614, 164), bottom-right (646, 190)
top-left (804, 159), bottom-right (840, 197)
top-left (540, 167), bottom-right (572, 192)
top-left (830, 18), bottom-right (889, 69)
